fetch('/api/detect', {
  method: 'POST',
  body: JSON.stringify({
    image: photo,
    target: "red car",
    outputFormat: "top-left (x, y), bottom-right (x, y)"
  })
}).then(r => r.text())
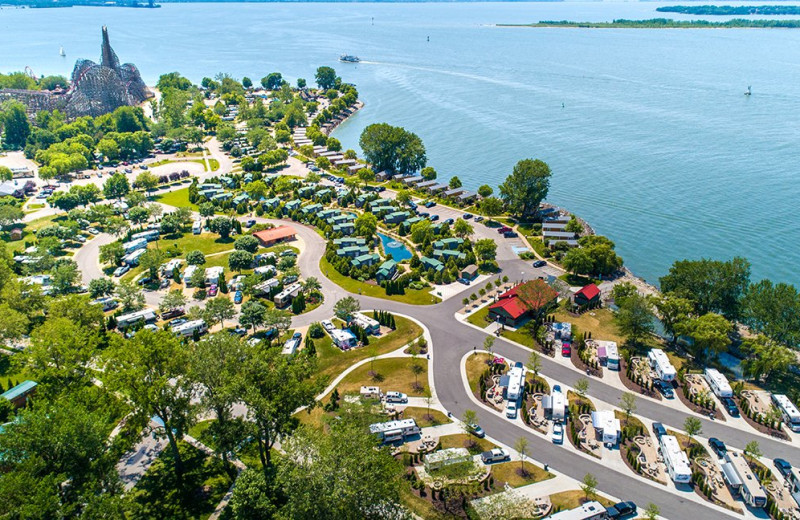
top-left (497, 226), bottom-right (512, 234)
top-left (561, 343), bottom-right (571, 357)
top-left (208, 284), bottom-right (218, 297)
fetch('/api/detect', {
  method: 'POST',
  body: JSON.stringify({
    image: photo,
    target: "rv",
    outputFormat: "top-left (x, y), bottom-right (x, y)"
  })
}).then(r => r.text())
top-left (171, 319), bottom-right (207, 337)
top-left (351, 312), bottom-right (380, 335)
top-left (648, 349), bottom-right (677, 382)
top-left (606, 341), bottom-right (620, 371)
top-left (122, 238), bottom-right (148, 254)
top-left (282, 334), bottom-right (301, 355)
top-left (543, 388), bottom-right (566, 422)
top-left (183, 265), bottom-right (199, 286)
top-left (506, 364), bottom-right (525, 402)
top-left (122, 248), bottom-right (147, 266)
top-left (131, 229), bottom-right (160, 242)
top-left (330, 328), bottom-right (357, 350)
top-left (253, 278), bottom-right (280, 296)
top-left (704, 368), bottom-right (733, 398)
top-left (369, 419), bottom-right (420, 443)
top-left (192, 220), bottom-right (202, 235)
top-left (117, 308), bottom-right (157, 328)
top-left (204, 266), bottom-right (224, 286)
top-left (548, 501), bottom-right (608, 520)
top-left (91, 297), bottom-right (118, 312)
top-left (161, 259), bottom-right (183, 278)
top-left (723, 451), bottom-right (767, 508)
top-left (660, 435), bottom-right (692, 484)
top-left (772, 394), bottom-right (800, 433)
top-left (274, 282), bottom-right (302, 308)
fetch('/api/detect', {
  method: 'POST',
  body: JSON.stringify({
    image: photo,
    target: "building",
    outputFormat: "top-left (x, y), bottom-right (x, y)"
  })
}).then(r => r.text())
top-left (590, 410), bottom-right (621, 445)
top-left (772, 394), bottom-right (800, 432)
top-left (543, 388), bottom-right (566, 422)
top-left (254, 225), bottom-right (297, 247)
top-left (334, 237), bottom-right (367, 248)
top-left (704, 368), bottom-right (733, 398)
top-left (573, 283), bottom-right (601, 307)
top-left (647, 349), bottom-right (677, 382)
top-left (401, 175), bottom-right (423, 186)
top-left (376, 259), bottom-right (398, 282)
top-left (432, 237), bottom-right (463, 250)
top-left (384, 211), bottom-right (409, 224)
top-left (548, 501), bottom-right (608, 520)
top-left (424, 448), bottom-right (471, 471)
top-left (337, 245), bottom-right (370, 258)
top-left (416, 180), bottom-right (437, 190)
top-left (117, 308), bottom-right (157, 328)
top-left (460, 264), bottom-right (478, 281)
top-left (1, 380), bottom-right (38, 408)
top-left (369, 419), bottom-right (421, 443)
top-left (351, 253), bottom-right (380, 268)
top-left (660, 435), bottom-right (692, 484)
top-left (443, 187), bottom-right (465, 198)
top-left (274, 282), bottom-right (302, 308)
top-left (432, 249), bottom-right (466, 262)
top-left (331, 328), bottom-right (357, 350)
top-left (457, 191), bottom-right (478, 203)
top-left (722, 451), bottom-right (767, 508)
top-left (351, 312), bottom-right (380, 335)
top-left (420, 256), bottom-right (444, 273)
top-left (488, 279), bottom-right (559, 327)
top-left (425, 182), bottom-right (448, 194)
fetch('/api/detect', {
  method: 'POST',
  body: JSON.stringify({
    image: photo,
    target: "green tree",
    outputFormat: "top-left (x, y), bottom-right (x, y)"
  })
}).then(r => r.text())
top-left (354, 212), bottom-right (377, 237)
top-left (88, 277), bottom-right (116, 298)
top-left (659, 257), bottom-right (751, 320)
top-left (1, 100), bottom-right (30, 148)
top-left (0, 205), bottom-right (23, 229)
top-left (186, 249), bottom-right (206, 266)
top-left (643, 503), bottom-right (660, 520)
top-left (357, 167), bottom-right (376, 186)
top-left (562, 247), bottom-right (594, 276)
top-left (115, 279), bottom-right (145, 311)
top-left (334, 296), bottom-right (360, 321)
top-left (653, 293), bottom-right (694, 342)
top-left (620, 392), bottom-right (637, 420)
top-left (314, 66), bottom-right (338, 90)
top-left (565, 216), bottom-right (583, 234)
top-left (740, 335), bottom-right (795, 382)
top-left (410, 219), bottom-right (433, 244)
top-left (462, 409), bottom-right (478, 433)
top-left (235, 235), bottom-right (260, 253)
top-left (480, 196), bottom-right (504, 216)
top-left (421, 166), bottom-right (437, 180)
top-left (99, 241), bottom-right (125, 266)
top-left (684, 416), bottom-right (702, 440)
top-left (228, 468), bottom-right (279, 519)
top-left (498, 158), bottom-right (551, 219)
top-left (24, 317), bottom-right (99, 395)
top-left (581, 472), bottom-right (598, 500)
top-left (741, 279), bottom-right (800, 347)
top-left (139, 248), bottom-right (164, 280)
top-left (677, 312), bottom-right (731, 360)
top-left (239, 300), bottom-right (267, 331)
top-left (51, 261), bottom-right (79, 295)
top-left (0, 165), bottom-right (12, 181)
top-left (204, 296), bottom-right (236, 328)
top-left (744, 440), bottom-right (762, 459)
top-left (574, 377), bottom-right (589, 399)
top-left (514, 437), bottom-right (529, 474)
top-left (526, 350), bottom-right (542, 380)
top-left (449, 176), bottom-right (462, 189)
top-left (478, 184), bottom-right (493, 197)
top-left (359, 123), bottom-right (426, 174)
top-left (474, 238), bottom-right (498, 263)
top-left (135, 170), bottom-right (159, 196)
top-left (159, 289), bottom-right (186, 313)
top-left (614, 293), bottom-right (655, 348)
top-left (210, 216), bottom-right (233, 238)
top-left (199, 201), bottom-right (215, 218)
top-left (229, 250), bottom-right (254, 272)
top-left (261, 72), bottom-right (283, 90)
top-left (453, 218), bottom-right (473, 238)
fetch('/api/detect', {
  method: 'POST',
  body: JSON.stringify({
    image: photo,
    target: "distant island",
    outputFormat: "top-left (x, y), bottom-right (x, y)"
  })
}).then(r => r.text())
top-left (4, 0), bottom-right (158, 7)
top-left (656, 5), bottom-right (800, 16)
top-left (501, 18), bottom-right (800, 28)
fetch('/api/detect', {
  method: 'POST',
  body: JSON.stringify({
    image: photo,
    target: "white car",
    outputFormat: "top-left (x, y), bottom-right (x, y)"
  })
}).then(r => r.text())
top-left (321, 320), bottom-right (335, 332)
top-left (385, 391), bottom-right (408, 404)
top-left (481, 448), bottom-right (510, 464)
top-left (505, 401), bottom-right (518, 419)
top-left (113, 265), bottom-right (130, 277)
top-left (552, 423), bottom-right (564, 444)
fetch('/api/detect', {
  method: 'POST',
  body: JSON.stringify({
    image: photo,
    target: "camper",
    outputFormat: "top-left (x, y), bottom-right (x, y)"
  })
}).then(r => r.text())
top-left (369, 419), bottom-right (420, 443)
top-left (772, 394), bottom-right (800, 433)
top-left (91, 297), bottom-right (118, 312)
top-left (122, 238), bottom-right (147, 254)
top-left (660, 435), bottom-right (692, 484)
top-left (723, 451), bottom-right (767, 508)
top-left (274, 282), bottom-right (302, 308)
top-left (282, 334), bottom-right (301, 355)
top-left (548, 501), bottom-right (608, 520)
top-left (117, 308), bottom-right (157, 328)
top-left (171, 319), bottom-right (207, 337)
top-left (183, 265), bottom-right (199, 286)
top-left (131, 229), bottom-right (160, 242)
top-left (351, 312), bottom-right (380, 335)
top-left (591, 410), bottom-right (621, 445)
top-left (330, 328), bottom-right (357, 350)
top-left (161, 259), bottom-right (183, 278)
top-left (647, 349), bottom-right (677, 382)
top-left (704, 368), bottom-right (733, 398)
top-left (606, 341), bottom-right (620, 371)
top-left (543, 388), bottom-right (566, 422)
top-left (192, 220), bottom-right (202, 235)
top-left (505, 364), bottom-right (525, 402)
top-left (122, 248), bottom-right (146, 266)
top-left (253, 277), bottom-right (280, 296)
top-left (204, 266), bottom-right (224, 286)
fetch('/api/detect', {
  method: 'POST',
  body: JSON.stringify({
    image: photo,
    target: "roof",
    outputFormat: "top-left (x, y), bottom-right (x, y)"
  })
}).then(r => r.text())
top-left (575, 283), bottom-right (600, 301)
top-left (500, 279), bottom-right (559, 309)
top-left (489, 296), bottom-right (529, 320)
top-left (253, 225), bottom-right (296, 243)
top-left (1, 380), bottom-right (37, 401)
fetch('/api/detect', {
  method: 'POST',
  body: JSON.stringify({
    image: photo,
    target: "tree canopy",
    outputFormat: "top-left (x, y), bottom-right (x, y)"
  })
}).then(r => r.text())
top-left (359, 123), bottom-right (426, 175)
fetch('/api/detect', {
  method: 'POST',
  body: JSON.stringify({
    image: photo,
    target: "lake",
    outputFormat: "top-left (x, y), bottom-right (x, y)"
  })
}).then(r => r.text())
top-left (3, 2), bottom-right (800, 286)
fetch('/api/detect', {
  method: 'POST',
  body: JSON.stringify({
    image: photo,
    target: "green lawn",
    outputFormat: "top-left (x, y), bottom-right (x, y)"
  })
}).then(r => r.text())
top-left (554, 308), bottom-right (626, 345)
top-left (160, 232), bottom-right (236, 256)
top-left (2, 213), bottom-right (62, 253)
top-left (465, 306), bottom-right (490, 327)
top-left (439, 434), bottom-right (497, 455)
top-left (550, 490), bottom-right (614, 511)
top-left (465, 353), bottom-right (491, 394)
top-left (490, 461), bottom-right (554, 488)
top-left (401, 407), bottom-right (450, 427)
top-left (155, 187), bottom-right (198, 211)
top-left (335, 358), bottom-right (429, 396)
top-left (320, 256), bottom-right (439, 305)
top-left (315, 316), bottom-right (423, 382)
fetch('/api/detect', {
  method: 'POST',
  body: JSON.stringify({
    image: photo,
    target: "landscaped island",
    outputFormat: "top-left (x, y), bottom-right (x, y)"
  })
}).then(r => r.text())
top-left (500, 18), bottom-right (800, 29)
top-left (657, 5), bottom-right (800, 16)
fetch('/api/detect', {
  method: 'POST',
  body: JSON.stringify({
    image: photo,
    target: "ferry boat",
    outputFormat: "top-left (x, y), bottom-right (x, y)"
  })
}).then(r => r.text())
top-left (339, 55), bottom-right (360, 63)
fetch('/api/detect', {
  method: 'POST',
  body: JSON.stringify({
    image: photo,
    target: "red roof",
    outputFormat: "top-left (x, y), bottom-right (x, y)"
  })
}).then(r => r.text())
top-left (489, 296), bottom-right (528, 320)
top-left (575, 283), bottom-right (600, 301)
top-left (491, 279), bottom-right (558, 319)
top-left (253, 225), bottom-right (296, 244)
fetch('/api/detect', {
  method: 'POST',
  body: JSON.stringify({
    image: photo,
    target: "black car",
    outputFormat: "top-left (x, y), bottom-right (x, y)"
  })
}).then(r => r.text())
top-left (775, 458), bottom-right (793, 478)
top-left (533, 260), bottom-right (547, 268)
top-left (606, 501), bottom-right (637, 519)
top-left (444, 218), bottom-right (454, 225)
top-left (721, 397), bottom-right (740, 417)
top-left (655, 379), bottom-right (674, 399)
top-left (708, 437), bottom-right (726, 458)
top-left (652, 422), bottom-right (667, 439)
top-left (503, 231), bottom-right (518, 238)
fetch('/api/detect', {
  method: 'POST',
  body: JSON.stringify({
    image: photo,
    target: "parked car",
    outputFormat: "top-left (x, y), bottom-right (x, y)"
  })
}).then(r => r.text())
top-left (429, 214), bottom-right (439, 221)
top-left (161, 308), bottom-right (185, 320)
top-left (444, 218), bottom-right (454, 225)
top-left (463, 213), bottom-right (473, 220)
top-left (113, 265), bottom-right (130, 277)
top-left (159, 279), bottom-right (171, 289)
top-left (606, 501), bottom-right (637, 519)
top-left (655, 379), bottom-right (674, 399)
top-left (87, 227), bottom-right (100, 235)
top-left (497, 226), bottom-right (511, 234)
top-left (553, 384), bottom-right (561, 393)
top-left (280, 250), bottom-right (297, 257)
top-left (208, 284), bottom-right (218, 297)
top-left (424, 201), bottom-right (436, 208)
top-left (468, 423), bottom-right (485, 438)
top-left (652, 422), bottom-right (667, 439)
top-left (170, 317), bottom-right (188, 327)
top-left (774, 458), bottom-right (793, 478)
top-left (721, 397), bottom-right (739, 417)
top-left (533, 260), bottom-right (547, 268)
top-left (283, 274), bottom-right (298, 284)
top-left (561, 343), bottom-right (571, 357)
top-left (457, 278), bottom-right (471, 286)
top-left (418, 212), bottom-right (430, 218)
top-left (292, 332), bottom-right (301, 340)
top-left (321, 320), bottom-right (335, 332)
top-left (246, 219), bottom-right (256, 228)
top-left (385, 391), bottom-right (408, 404)
top-left (474, 215), bottom-right (484, 222)
top-left (552, 423), bottom-right (564, 444)
top-left (505, 400), bottom-right (518, 419)
top-left (481, 448), bottom-right (510, 464)
top-left (708, 437), bottom-right (726, 458)
top-left (503, 231), bottom-right (518, 238)
top-left (234, 291), bottom-right (243, 304)
top-left (230, 327), bottom-right (247, 336)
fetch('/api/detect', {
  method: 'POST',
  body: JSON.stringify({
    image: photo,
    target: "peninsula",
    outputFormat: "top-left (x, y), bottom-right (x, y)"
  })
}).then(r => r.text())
top-left (657, 5), bottom-right (800, 16)
top-left (501, 18), bottom-right (800, 28)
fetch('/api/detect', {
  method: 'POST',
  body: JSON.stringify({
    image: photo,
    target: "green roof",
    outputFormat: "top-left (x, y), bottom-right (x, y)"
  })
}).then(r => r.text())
top-left (1, 380), bottom-right (37, 401)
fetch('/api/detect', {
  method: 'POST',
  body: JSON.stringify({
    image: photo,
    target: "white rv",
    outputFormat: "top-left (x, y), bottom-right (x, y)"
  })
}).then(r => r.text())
top-left (648, 349), bottom-right (677, 382)
top-left (369, 419), bottom-right (420, 443)
top-left (171, 319), bottom-right (207, 337)
top-left (122, 238), bottom-right (147, 254)
top-left (117, 308), bottom-right (157, 328)
top-left (723, 451), bottom-right (767, 508)
top-left (548, 501), bottom-right (608, 520)
top-left (505, 365), bottom-right (525, 402)
top-left (704, 368), bottom-right (733, 398)
top-left (772, 394), bottom-right (800, 433)
top-left (660, 435), bottom-right (691, 484)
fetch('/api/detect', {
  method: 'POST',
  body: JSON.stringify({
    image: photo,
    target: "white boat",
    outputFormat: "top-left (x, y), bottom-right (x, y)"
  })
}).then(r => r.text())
top-left (59, 46), bottom-right (66, 57)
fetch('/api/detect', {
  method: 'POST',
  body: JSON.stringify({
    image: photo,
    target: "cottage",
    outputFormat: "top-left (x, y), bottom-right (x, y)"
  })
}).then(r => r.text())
top-left (460, 264), bottom-right (478, 281)
top-left (284, 199), bottom-right (302, 212)
top-left (9, 228), bottom-right (23, 241)
top-left (542, 230), bottom-right (577, 241)
top-left (433, 249), bottom-right (466, 262)
top-left (333, 237), bottom-right (367, 248)
top-left (352, 253), bottom-right (380, 268)
top-left (401, 175), bottom-right (423, 186)
top-left (300, 203), bottom-right (323, 215)
top-left (402, 216), bottom-right (424, 230)
top-left (457, 191), bottom-right (478, 203)
top-left (383, 211), bottom-right (409, 224)
top-left (314, 188), bottom-right (332, 200)
top-left (432, 237), bottom-right (463, 250)
top-left (415, 180), bottom-right (438, 190)
top-left (376, 171), bottom-right (391, 181)
top-left (232, 193), bottom-right (250, 206)
top-left (573, 284), bottom-right (601, 307)
top-left (253, 225), bottom-right (297, 247)
top-left (262, 196), bottom-right (281, 209)
top-left (443, 187), bottom-right (465, 198)
top-left (425, 182), bottom-right (449, 194)
top-left (420, 256), bottom-right (444, 273)
top-left (376, 259), bottom-right (398, 282)
top-left (488, 279), bottom-right (559, 327)
top-left (542, 221), bottom-right (568, 232)
top-left (337, 245), bottom-right (370, 258)
top-left (332, 223), bottom-right (355, 235)
top-left (546, 238), bottom-right (579, 248)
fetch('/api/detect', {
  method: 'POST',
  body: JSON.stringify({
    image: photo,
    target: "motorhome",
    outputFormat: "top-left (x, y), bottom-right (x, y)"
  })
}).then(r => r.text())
top-left (131, 229), bottom-right (159, 242)
top-left (704, 368), bottom-right (733, 398)
top-left (122, 248), bottom-right (146, 266)
top-left (330, 328), bottom-right (357, 350)
top-left (122, 238), bottom-right (147, 254)
top-left (183, 265), bottom-right (199, 286)
top-left (648, 349), bottom-right (677, 382)
top-left (274, 282), bottom-right (302, 308)
top-left (548, 501), bottom-right (608, 520)
top-left (605, 341), bottom-right (620, 371)
top-left (722, 451), bottom-right (767, 508)
top-left (253, 278), bottom-right (280, 296)
top-left (171, 319), bottom-right (207, 337)
top-left (192, 220), bottom-right (202, 235)
top-left (351, 312), bottom-right (380, 335)
top-left (161, 259), bottom-right (183, 278)
top-left (543, 388), bottom-right (567, 422)
top-left (772, 394), bottom-right (800, 433)
top-left (505, 364), bottom-right (525, 402)
top-left (282, 335), bottom-right (301, 355)
top-left (117, 308), bottom-right (157, 328)
top-left (90, 297), bottom-right (118, 312)
top-left (660, 435), bottom-right (692, 484)
top-left (369, 419), bottom-right (420, 443)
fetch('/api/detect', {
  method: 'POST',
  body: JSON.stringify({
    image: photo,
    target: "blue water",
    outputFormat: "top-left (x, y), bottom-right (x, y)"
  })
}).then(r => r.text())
top-left (378, 232), bottom-right (412, 261)
top-left (3, 2), bottom-right (800, 285)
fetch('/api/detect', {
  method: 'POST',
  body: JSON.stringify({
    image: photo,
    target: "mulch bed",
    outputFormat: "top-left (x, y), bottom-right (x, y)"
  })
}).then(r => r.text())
top-left (734, 397), bottom-right (789, 440)
top-left (675, 381), bottom-right (726, 422)
top-left (619, 358), bottom-right (661, 401)
top-left (620, 442), bottom-right (664, 485)
top-left (570, 348), bottom-right (603, 378)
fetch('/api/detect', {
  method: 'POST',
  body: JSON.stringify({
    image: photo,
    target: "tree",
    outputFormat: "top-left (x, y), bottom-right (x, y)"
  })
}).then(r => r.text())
top-left (498, 159), bottom-right (551, 219)
top-left (127, 205), bottom-right (150, 225)
top-left (229, 468), bottom-right (279, 519)
top-left (581, 472), bottom-right (598, 500)
top-left (449, 176), bottom-right (462, 189)
top-left (354, 212), bottom-right (378, 238)
top-left (643, 503), bottom-right (660, 520)
top-left (24, 317), bottom-right (99, 395)
top-left (1, 100), bottom-right (30, 148)
top-left (334, 296), bottom-right (360, 321)
top-left (421, 166), bottom-right (437, 180)
top-left (562, 248), bottom-right (594, 276)
top-left (115, 279), bottom-right (145, 311)
top-left (473, 238), bottom-right (498, 263)
top-left (462, 409), bottom-right (478, 433)
top-left (359, 123), bottom-right (426, 175)
top-left (51, 261), bottom-right (79, 295)
top-left (160, 289), bottom-right (186, 313)
top-left (0, 165), bottom-right (11, 181)
top-left (565, 216), bottom-right (583, 234)
top-left (741, 279), bottom-right (800, 347)
top-left (88, 277), bottom-right (115, 298)
top-left (242, 76), bottom-right (253, 89)
top-left (135, 171), bottom-right (159, 196)
top-left (513, 436), bottom-right (530, 475)
top-left (480, 197), bottom-right (504, 216)
top-left (478, 184), bottom-right (493, 197)
top-left (0, 205), bottom-right (23, 229)
top-left (677, 313), bottom-right (731, 360)
top-left (744, 440), bottom-right (762, 460)
top-left (620, 392), bottom-right (637, 420)
top-left (357, 168), bottom-right (376, 186)
top-left (229, 250), bottom-right (254, 272)
top-left (683, 416), bottom-right (702, 440)
top-left (210, 216), bottom-right (233, 238)
top-left (453, 218), bottom-right (473, 238)
top-left (100, 241), bottom-right (126, 267)
top-left (204, 296), bottom-right (236, 328)
top-left (264, 309), bottom-right (292, 336)
top-left (740, 335), bottom-right (794, 382)
top-left (261, 72), bottom-right (283, 90)
top-left (105, 330), bottom-right (195, 480)
top-left (240, 300), bottom-right (267, 331)
top-left (235, 235), bottom-right (260, 254)
top-left (314, 66), bottom-right (338, 90)
top-left (139, 248), bottom-right (164, 279)
top-left (186, 249), bottom-right (206, 266)
top-left (659, 257), bottom-right (750, 320)
top-left (574, 377), bottom-right (589, 399)
top-left (199, 201), bottom-right (215, 218)
top-left (526, 351), bottom-right (542, 380)
top-left (614, 293), bottom-right (655, 348)
top-left (653, 293), bottom-right (694, 342)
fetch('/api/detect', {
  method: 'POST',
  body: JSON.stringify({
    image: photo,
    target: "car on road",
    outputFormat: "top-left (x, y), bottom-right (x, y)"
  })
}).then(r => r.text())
top-left (652, 422), bottom-right (667, 439)
top-left (474, 216), bottom-right (484, 222)
top-left (497, 226), bottom-right (511, 234)
top-left (606, 501), bottom-right (637, 519)
top-left (161, 308), bottom-right (184, 320)
top-left (480, 448), bottom-right (510, 464)
top-left (774, 458), bottom-right (793, 478)
top-left (721, 396), bottom-right (739, 417)
top-left (113, 265), bottom-right (130, 277)
top-left (561, 343), bottom-right (571, 357)
top-left (505, 400), bottom-right (518, 419)
top-left (457, 278), bottom-right (471, 286)
top-left (208, 284), bottom-right (218, 297)
top-left (385, 391), bottom-right (408, 404)
top-left (533, 260), bottom-right (547, 268)
top-left (424, 201), bottom-right (436, 208)
top-left (246, 219), bottom-right (256, 228)
top-left (234, 291), bottom-right (243, 304)
top-left (463, 213), bottom-right (473, 220)
top-left (170, 318), bottom-right (188, 327)
top-left (444, 218), bottom-right (454, 225)
top-left (655, 379), bottom-right (674, 399)
top-left (708, 437), bottom-right (726, 458)
top-left (503, 231), bottom-right (518, 238)
top-left (429, 214), bottom-right (439, 221)
top-left (468, 424), bottom-right (485, 438)
top-left (552, 423), bottom-right (564, 444)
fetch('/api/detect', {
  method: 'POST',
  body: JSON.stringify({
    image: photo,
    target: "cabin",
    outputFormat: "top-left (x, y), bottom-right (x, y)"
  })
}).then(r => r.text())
top-left (460, 264), bottom-right (478, 281)
top-left (457, 191), bottom-right (478, 203)
top-left (425, 182), bottom-right (449, 194)
top-left (573, 283), bottom-right (601, 307)
top-left (376, 259), bottom-right (398, 282)
top-left (432, 237), bottom-right (463, 250)
top-left (337, 245), bottom-right (370, 258)
top-left (401, 175), bottom-right (423, 186)
top-left (284, 199), bottom-right (302, 213)
top-left (420, 256), bottom-right (444, 273)
top-left (352, 253), bottom-right (380, 268)
top-left (253, 225), bottom-right (297, 247)
top-left (488, 279), bottom-right (559, 327)
top-left (334, 237), bottom-right (366, 248)
top-left (383, 211), bottom-right (409, 224)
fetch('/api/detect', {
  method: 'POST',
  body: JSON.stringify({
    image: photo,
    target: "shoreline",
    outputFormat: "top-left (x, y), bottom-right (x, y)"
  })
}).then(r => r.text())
top-left (498, 19), bottom-right (800, 29)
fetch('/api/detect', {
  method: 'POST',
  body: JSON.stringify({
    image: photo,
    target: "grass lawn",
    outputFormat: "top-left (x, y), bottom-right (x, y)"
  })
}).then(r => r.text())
top-left (130, 440), bottom-right (234, 519)
top-left (400, 485), bottom-right (453, 520)
top-left (315, 316), bottom-right (423, 382)
top-left (567, 390), bottom-right (596, 412)
top-left (502, 327), bottom-right (537, 348)
top-left (159, 232), bottom-right (236, 256)
top-left (554, 308), bottom-right (626, 345)
top-left (439, 434), bottom-right (497, 455)
top-left (465, 353), bottom-right (490, 394)
top-left (335, 358), bottom-right (429, 396)
top-left (400, 407), bottom-right (450, 427)
top-left (465, 305), bottom-right (490, 327)
top-left (2, 213), bottom-right (62, 253)
top-left (527, 236), bottom-right (551, 259)
top-left (550, 490), bottom-right (614, 511)
top-left (558, 273), bottom-right (600, 287)
top-left (320, 256), bottom-right (440, 305)
top-left (155, 187), bottom-right (199, 211)
top-left (490, 461), bottom-right (554, 488)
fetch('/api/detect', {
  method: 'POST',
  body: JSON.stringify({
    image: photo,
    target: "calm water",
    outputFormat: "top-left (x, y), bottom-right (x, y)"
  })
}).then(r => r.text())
top-left (378, 232), bottom-right (412, 261)
top-left (3, 2), bottom-right (800, 286)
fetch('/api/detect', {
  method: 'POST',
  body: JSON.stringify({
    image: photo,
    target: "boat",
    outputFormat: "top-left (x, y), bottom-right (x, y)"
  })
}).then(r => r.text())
top-left (745, 86), bottom-right (752, 96)
top-left (59, 46), bottom-right (66, 57)
top-left (339, 55), bottom-right (360, 63)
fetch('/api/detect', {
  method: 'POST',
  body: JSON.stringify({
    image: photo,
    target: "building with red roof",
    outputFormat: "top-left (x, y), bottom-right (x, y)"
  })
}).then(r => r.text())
top-left (573, 283), bottom-right (601, 308)
top-left (253, 225), bottom-right (297, 247)
top-left (488, 279), bottom-right (558, 327)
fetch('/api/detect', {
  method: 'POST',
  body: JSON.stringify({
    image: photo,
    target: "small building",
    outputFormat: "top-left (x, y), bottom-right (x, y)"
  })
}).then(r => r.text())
top-left (253, 277), bottom-right (280, 295)
top-left (424, 448), bottom-right (471, 472)
top-left (331, 328), bottom-right (357, 350)
top-left (254, 265), bottom-right (276, 277)
top-left (192, 220), bottom-right (202, 234)
top-left (384, 211), bottom-right (409, 224)
top-left (351, 312), bottom-right (380, 335)
top-left (332, 222), bottom-right (355, 235)
top-left (369, 419), bottom-right (420, 443)
top-left (117, 308), bottom-right (157, 328)
top-left (300, 203), bottom-right (323, 215)
top-left (542, 221), bottom-right (568, 232)
top-left (457, 191), bottom-right (478, 203)
top-left (401, 175), bottom-right (423, 186)
top-left (488, 279), bottom-right (559, 327)
top-left (376, 259), bottom-right (398, 282)
top-left (1, 380), bottom-right (38, 408)
top-left (432, 237), bottom-right (463, 250)
top-left (9, 228), bottom-right (23, 241)
top-left (573, 284), bottom-right (601, 307)
top-left (433, 249), bottom-right (466, 262)
top-left (122, 248), bottom-right (146, 266)
top-left (548, 501), bottom-right (608, 520)
top-left (543, 230), bottom-right (577, 242)
top-left (284, 199), bottom-right (302, 213)
top-left (352, 253), bottom-right (380, 268)
top-left (161, 259), bottom-right (183, 278)
top-left (425, 182), bottom-right (449, 194)
top-left (337, 245), bottom-right (370, 258)
top-left (594, 340), bottom-right (619, 371)
top-left (420, 256), bottom-right (444, 273)
top-left (543, 388), bottom-right (566, 422)
top-left (333, 237), bottom-right (367, 248)
top-left (460, 264), bottom-right (478, 281)
top-left (262, 196), bottom-right (281, 209)
top-left (443, 187), bottom-right (465, 198)
top-left (122, 238), bottom-right (148, 254)
top-left (590, 410), bottom-right (621, 445)
top-left (254, 225), bottom-right (297, 247)
top-left (415, 180), bottom-right (438, 190)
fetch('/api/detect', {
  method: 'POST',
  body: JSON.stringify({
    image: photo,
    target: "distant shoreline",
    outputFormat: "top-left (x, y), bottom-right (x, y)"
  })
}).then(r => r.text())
top-left (656, 5), bottom-right (800, 16)
top-left (500, 18), bottom-right (800, 29)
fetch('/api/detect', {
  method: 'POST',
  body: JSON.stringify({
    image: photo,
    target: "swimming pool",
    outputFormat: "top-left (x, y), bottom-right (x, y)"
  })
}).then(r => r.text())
top-left (378, 233), bottom-right (411, 261)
